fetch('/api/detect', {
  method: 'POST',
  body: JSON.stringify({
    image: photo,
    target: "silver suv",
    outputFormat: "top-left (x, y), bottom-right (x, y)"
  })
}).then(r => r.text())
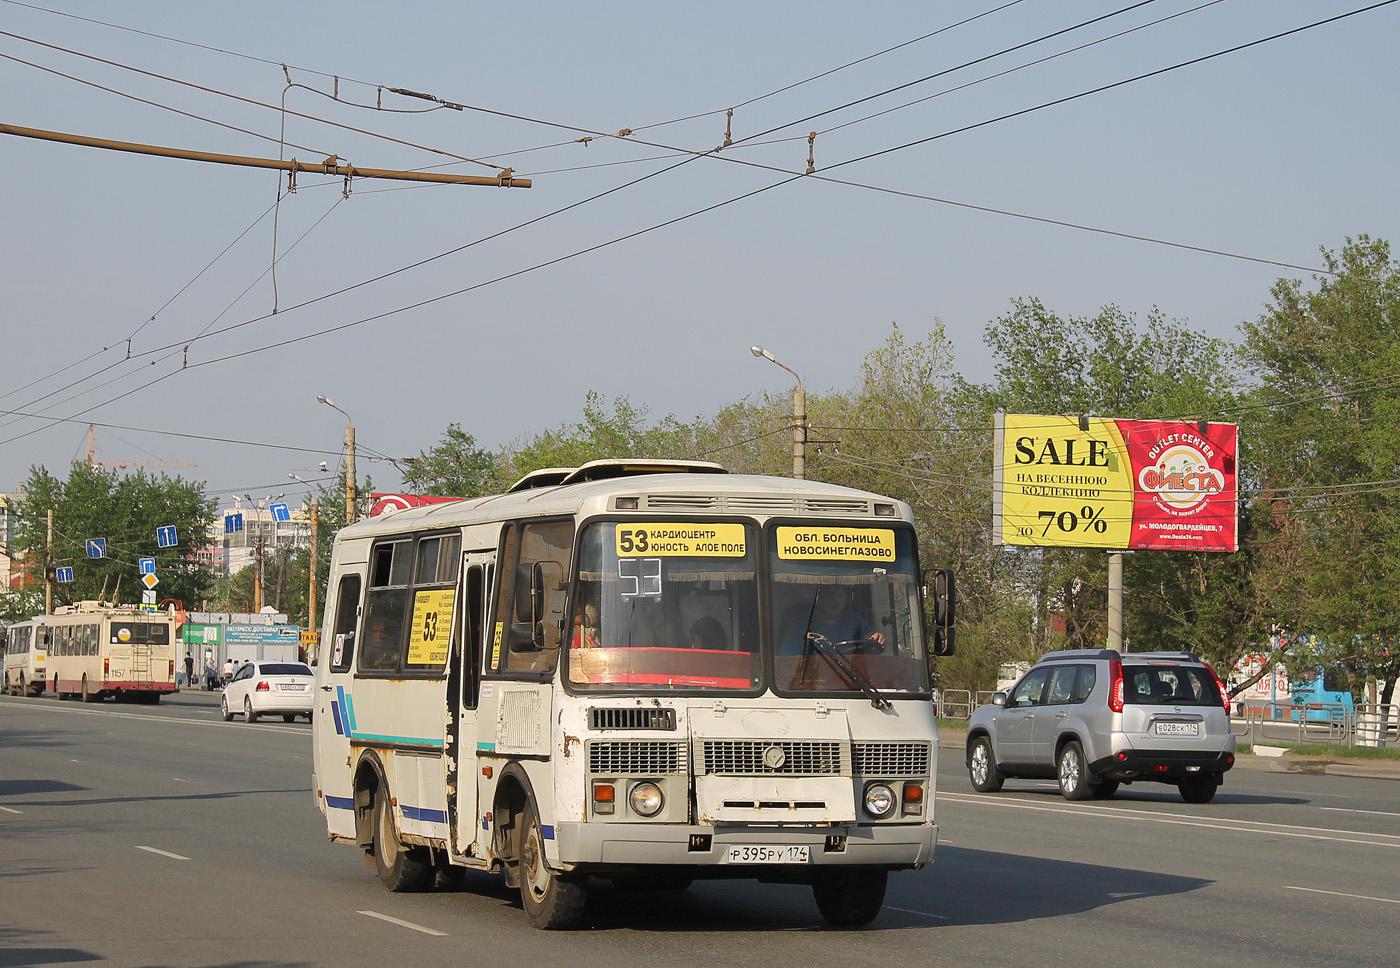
top-left (965, 649), bottom-right (1236, 803)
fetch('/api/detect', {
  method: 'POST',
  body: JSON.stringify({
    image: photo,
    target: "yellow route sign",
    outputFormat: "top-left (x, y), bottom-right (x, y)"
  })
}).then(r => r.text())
top-left (407, 588), bottom-right (455, 666)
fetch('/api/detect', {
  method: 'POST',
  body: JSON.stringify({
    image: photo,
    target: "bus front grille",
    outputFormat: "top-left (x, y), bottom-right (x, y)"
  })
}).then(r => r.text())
top-left (852, 741), bottom-right (931, 776)
top-left (589, 707), bottom-right (678, 731)
top-left (700, 740), bottom-right (845, 775)
top-left (588, 741), bottom-right (688, 775)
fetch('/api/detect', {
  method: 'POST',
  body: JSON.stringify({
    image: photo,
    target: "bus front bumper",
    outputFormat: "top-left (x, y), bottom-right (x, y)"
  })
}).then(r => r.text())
top-left (554, 820), bottom-right (938, 870)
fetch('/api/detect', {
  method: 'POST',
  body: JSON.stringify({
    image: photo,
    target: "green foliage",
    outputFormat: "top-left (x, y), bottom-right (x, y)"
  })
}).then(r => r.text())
top-left (403, 423), bottom-right (497, 498)
top-left (9, 463), bottom-right (218, 611)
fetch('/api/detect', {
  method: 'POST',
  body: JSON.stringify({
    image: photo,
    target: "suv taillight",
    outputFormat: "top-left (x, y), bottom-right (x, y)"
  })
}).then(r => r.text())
top-left (1202, 661), bottom-right (1230, 709)
top-left (1108, 659), bottom-right (1124, 712)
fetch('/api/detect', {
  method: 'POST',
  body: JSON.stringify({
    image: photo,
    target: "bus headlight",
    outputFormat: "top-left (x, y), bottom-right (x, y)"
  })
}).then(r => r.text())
top-left (863, 782), bottom-right (896, 819)
top-left (629, 781), bottom-right (664, 817)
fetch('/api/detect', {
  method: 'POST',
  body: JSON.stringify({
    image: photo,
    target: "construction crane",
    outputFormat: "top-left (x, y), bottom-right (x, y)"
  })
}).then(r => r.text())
top-left (84, 425), bottom-right (197, 470)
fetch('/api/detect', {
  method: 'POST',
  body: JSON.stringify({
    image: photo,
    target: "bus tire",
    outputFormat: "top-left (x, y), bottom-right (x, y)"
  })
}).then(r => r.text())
top-left (813, 868), bottom-right (887, 926)
top-left (519, 802), bottom-right (587, 929)
top-left (372, 789), bottom-right (431, 892)
top-left (81, 676), bottom-right (97, 703)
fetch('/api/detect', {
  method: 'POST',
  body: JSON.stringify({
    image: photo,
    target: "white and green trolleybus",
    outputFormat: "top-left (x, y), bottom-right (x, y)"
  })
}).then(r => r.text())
top-left (312, 460), bottom-right (953, 928)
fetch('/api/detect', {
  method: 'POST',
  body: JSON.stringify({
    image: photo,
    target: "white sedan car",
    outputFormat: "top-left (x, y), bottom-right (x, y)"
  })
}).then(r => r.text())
top-left (221, 660), bottom-right (315, 723)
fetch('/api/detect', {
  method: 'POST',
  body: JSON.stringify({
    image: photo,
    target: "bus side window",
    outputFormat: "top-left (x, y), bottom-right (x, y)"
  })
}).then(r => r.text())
top-left (494, 520), bottom-right (573, 675)
top-left (331, 574), bottom-right (363, 673)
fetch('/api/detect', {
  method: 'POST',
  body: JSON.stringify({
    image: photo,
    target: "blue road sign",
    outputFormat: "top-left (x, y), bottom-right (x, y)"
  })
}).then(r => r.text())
top-left (86, 538), bottom-right (106, 559)
top-left (270, 503), bottom-right (291, 523)
top-left (54, 566), bottom-right (74, 583)
top-left (156, 525), bottom-right (178, 548)
top-left (138, 557), bottom-right (156, 576)
top-left (224, 513), bottom-right (244, 534)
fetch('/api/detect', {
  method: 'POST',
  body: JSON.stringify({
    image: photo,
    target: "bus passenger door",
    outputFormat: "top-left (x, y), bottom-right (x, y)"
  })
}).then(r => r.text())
top-left (448, 557), bottom-right (489, 859)
top-left (314, 572), bottom-right (363, 839)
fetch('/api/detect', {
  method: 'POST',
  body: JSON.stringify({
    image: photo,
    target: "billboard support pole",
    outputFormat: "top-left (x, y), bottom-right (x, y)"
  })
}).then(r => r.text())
top-left (1107, 551), bottom-right (1124, 650)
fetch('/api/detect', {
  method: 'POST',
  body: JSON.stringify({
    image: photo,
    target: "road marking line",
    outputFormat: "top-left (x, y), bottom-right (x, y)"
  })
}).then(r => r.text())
top-left (0, 806), bottom-right (22, 814)
top-left (358, 911), bottom-right (448, 936)
top-left (887, 905), bottom-right (950, 920)
top-left (1322, 806), bottom-right (1400, 817)
top-left (136, 846), bottom-right (190, 860)
top-left (939, 792), bottom-right (1400, 847)
top-left (1287, 886), bottom-right (1400, 905)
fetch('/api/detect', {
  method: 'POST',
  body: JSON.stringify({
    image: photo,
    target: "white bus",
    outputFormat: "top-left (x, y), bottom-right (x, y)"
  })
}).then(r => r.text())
top-left (312, 460), bottom-right (953, 929)
top-left (3, 603), bottom-right (179, 703)
top-left (4, 621), bottom-right (46, 697)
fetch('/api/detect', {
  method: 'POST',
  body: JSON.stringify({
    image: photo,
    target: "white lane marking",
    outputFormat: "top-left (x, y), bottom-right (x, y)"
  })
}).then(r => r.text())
top-left (939, 792), bottom-right (1400, 847)
top-left (172, 777), bottom-right (190, 783)
top-left (887, 905), bottom-right (950, 920)
top-left (136, 845), bottom-right (190, 860)
top-left (358, 911), bottom-right (448, 936)
top-left (1287, 886), bottom-right (1400, 905)
top-left (0, 806), bottom-right (23, 814)
top-left (1322, 806), bottom-right (1400, 817)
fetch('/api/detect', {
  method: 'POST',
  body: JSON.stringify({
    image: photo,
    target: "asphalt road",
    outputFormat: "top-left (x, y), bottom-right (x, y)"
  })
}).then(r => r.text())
top-left (3, 690), bottom-right (1398, 968)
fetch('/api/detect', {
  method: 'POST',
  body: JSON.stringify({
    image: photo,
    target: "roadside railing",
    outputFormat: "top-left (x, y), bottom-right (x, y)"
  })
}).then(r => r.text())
top-left (1232, 702), bottom-right (1398, 749)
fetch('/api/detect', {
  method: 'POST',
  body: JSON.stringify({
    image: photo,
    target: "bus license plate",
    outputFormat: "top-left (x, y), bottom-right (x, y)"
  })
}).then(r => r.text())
top-left (724, 845), bottom-right (809, 864)
top-left (1154, 722), bottom-right (1198, 736)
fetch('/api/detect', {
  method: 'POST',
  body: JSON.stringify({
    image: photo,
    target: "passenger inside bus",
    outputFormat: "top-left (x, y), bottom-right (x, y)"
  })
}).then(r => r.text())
top-left (571, 602), bottom-right (600, 648)
top-left (780, 585), bottom-right (885, 653)
top-left (688, 616), bottom-right (727, 651)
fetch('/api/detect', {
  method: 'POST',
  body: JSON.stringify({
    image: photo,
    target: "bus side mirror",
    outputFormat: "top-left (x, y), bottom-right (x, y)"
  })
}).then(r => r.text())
top-left (930, 568), bottom-right (955, 657)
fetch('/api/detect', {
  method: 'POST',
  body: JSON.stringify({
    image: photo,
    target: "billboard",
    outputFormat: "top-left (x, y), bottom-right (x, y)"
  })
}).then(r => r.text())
top-left (369, 493), bottom-right (462, 517)
top-left (992, 413), bottom-right (1238, 552)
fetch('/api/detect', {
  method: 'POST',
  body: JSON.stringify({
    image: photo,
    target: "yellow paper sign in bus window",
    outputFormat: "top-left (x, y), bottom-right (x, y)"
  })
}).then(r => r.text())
top-left (776, 527), bottom-right (897, 561)
top-left (614, 523), bottom-right (747, 557)
top-left (407, 588), bottom-right (455, 666)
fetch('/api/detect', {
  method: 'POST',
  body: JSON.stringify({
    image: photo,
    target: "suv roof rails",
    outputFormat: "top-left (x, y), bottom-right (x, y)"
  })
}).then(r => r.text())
top-left (1035, 649), bottom-right (1121, 662)
top-left (1124, 650), bottom-right (1202, 663)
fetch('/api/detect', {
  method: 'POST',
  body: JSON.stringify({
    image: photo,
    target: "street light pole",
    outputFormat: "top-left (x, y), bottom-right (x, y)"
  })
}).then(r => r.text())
top-left (751, 345), bottom-right (806, 480)
top-left (318, 395), bottom-right (357, 524)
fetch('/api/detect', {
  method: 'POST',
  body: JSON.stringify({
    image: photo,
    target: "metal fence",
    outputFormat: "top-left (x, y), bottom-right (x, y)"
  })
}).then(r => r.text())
top-left (1232, 702), bottom-right (1399, 749)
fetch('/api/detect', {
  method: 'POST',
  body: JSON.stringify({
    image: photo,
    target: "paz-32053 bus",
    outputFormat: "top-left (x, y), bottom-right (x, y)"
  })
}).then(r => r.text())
top-left (312, 460), bottom-right (953, 929)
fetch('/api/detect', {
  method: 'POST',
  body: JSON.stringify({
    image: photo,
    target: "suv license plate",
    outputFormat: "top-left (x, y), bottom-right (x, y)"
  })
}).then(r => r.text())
top-left (724, 845), bottom-right (810, 864)
top-left (1154, 722), bottom-right (1199, 736)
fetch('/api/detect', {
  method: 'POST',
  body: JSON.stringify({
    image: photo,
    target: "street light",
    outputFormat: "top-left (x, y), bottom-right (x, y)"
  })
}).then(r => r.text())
top-left (751, 345), bottom-right (806, 480)
top-left (317, 395), bottom-right (356, 524)
top-left (290, 473), bottom-right (321, 658)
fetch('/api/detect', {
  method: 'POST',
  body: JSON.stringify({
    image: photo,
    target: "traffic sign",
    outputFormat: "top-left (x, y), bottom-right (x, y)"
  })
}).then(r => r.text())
top-left (140, 572), bottom-right (159, 590)
top-left (270, 503), bottom-right (291, 523)
top-left (86, 538), bottom-right (106, 559)
top-left (138, 557), bottom-right (156, 576)
top-left (224, 513), bottom-right (244, 534)
top-left (156, 525), bottom-right (178, 548)
top-left (54, 566), bottom-right (74, 583)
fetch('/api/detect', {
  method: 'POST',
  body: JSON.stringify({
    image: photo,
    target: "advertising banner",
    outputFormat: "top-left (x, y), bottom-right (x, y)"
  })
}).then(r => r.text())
top-left (993, 413), bottom-right (1238, 552)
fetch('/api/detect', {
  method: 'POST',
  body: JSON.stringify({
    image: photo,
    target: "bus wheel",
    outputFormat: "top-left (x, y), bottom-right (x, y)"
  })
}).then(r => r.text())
top-left (519, 803), bottom-right (587, 929)
top-left (372, 789), bottom-right (431, 892)
top-left (81, 676), bottom-right (97, 703)
top-left (813, 868), bottom-right (887, 926)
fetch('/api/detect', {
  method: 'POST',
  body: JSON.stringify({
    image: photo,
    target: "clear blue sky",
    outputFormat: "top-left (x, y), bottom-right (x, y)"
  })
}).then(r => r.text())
top-left (1, 0), bottom-right (1396, 504)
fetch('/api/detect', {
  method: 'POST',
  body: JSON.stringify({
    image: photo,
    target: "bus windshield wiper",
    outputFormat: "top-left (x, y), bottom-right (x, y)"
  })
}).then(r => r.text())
top-left (803, 632), bottom-right (892, 711)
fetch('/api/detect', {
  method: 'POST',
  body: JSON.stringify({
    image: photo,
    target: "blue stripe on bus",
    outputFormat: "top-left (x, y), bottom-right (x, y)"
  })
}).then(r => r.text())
top-left (401, 805), bottom-right (448, 824)
top-left (328, 685), bottom-right (441, 747)
top-left (330, 700), bottom-right (344, 736)
top-left (325, 795), bottom-right (354, 811)
top-left (477, 742), bottom-right (496, 752)
top-left (543, 825), bottom-right (554, 840)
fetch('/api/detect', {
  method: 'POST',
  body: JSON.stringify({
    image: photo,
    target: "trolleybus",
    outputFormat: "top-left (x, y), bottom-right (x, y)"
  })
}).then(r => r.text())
top-left (3, 602), bottom-right (179, 702)
top-left (312, 460), bottom-right (953, 929)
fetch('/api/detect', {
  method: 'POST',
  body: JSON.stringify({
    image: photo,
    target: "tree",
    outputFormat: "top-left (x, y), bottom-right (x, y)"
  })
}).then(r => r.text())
top-left (6, 463), bottom-right (218, 615)
top-left (403, 423), bottom-right (497, 498)
top-left (497, 392), bottom-right (698, 481)
top-left (1238, 235), bottom-right (1400, 704)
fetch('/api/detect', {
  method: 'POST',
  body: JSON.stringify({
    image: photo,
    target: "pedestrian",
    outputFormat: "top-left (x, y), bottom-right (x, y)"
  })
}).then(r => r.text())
top-left (204, 658), bottom-right (218, 690)
top-left (183, 652), bottom-right (194, 688)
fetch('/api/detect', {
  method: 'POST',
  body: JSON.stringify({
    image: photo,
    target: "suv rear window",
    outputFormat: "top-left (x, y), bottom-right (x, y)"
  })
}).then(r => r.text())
top-left (1123, 664), bottom-right (1217, 705)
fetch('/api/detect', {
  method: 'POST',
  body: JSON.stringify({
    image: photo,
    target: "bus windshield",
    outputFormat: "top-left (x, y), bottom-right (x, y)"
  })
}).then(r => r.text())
top-left (769, 525), bottom-right (930, 697)
top-left (567, 520), bottom-right (761, 692)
